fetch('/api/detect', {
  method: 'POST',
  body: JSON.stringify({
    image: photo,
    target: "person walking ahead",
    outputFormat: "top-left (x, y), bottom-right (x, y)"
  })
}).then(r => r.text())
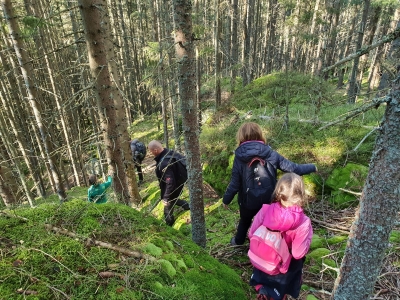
top-left (148, 140), bottom-right (190, 226)
top-left (130, 139), bottom-right (147, 183)
top-left (87, 174), bottom-right (112, 204)
top-left (222, 122), bottom-right (317, 246)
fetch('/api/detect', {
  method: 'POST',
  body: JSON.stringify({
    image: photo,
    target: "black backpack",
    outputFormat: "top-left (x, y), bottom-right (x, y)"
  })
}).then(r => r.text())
top-left (242, 157), bottom-right (276, 210)
top-left (131, 141), bottom-right (147, 160)
top-left (163, 151), bottom-right (188, 186)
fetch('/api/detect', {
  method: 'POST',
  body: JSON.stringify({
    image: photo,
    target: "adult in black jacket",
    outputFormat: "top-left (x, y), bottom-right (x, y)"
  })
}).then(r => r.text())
top-left (223, 122), bottom-right (317, 246)
top-left (148, 140), bottom-right (190, 226)
top-left (130, 139), bottom-right (146, 183)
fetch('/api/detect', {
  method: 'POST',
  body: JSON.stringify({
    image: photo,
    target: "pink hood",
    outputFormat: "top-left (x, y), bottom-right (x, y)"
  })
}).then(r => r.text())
top-left (249, 202), bottom-right (313, 259)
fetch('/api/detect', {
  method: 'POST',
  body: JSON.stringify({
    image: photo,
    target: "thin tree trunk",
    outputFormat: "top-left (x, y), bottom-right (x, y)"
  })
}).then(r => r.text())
top-left (172, 0), bottom-right (206, 248)
top-left (0, 113), bottom-right (35, 206)
top-left (347, 0), bottom-right (370, 104)
top-left (0, 51), bottom-right (46, 198)
top-left (0, 164), bottom-right (17, 207)
top-left (78, 0), bottom-right (133, 205)
top-left (2, 0), bottom-right (67, 201)
top-left (324, 0), bottom-right (341, 79)
top-left (214, 0), bottom-right (222, 107)
top-left (230, 0), bottom-right (239, 93)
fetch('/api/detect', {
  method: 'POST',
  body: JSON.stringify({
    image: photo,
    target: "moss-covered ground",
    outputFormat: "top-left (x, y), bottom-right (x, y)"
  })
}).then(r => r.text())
top-left (1, 72), bottom-right (399, 299)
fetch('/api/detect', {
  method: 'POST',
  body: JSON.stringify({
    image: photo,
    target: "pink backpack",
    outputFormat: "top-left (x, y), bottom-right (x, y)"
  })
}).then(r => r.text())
top-left (248, 225), bottom-right (292, 275)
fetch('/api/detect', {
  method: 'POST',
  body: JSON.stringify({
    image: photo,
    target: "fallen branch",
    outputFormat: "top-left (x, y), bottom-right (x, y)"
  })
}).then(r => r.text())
top-left (302, 279), bottom-right (333, 292)
top-left (322, 27), bottom-right (400, 73)
top-left (311, 219), bottom-right (350, 234)
top-left (338, 188), bottom-right (362, 196)
top-left (44, 224), bottom-right (155, 261)
top-left (0, 211), bottom-right (29, 221)
top-left (16, 288), bottom-right (38, 295)
top-left (317, 96), bottom-right (388, 131)
top-left (353, 127), bottom-right (379, 151)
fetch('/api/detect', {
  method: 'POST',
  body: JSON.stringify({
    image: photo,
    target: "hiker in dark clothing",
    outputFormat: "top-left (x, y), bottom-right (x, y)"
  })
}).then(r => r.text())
top-left (148, 140), bottom-right (190, 226)
top-left (222, 122), bottom-right (317, 246)
top-left (130, 139), bottom-right (146, 183)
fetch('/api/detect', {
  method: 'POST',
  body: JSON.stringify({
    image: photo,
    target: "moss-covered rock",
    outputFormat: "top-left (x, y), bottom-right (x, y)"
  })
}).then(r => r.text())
top-left (306, 295), bottom-right (319, 300)
top-left (310, 234), bottom-right (325, 250)
top-left (306, 248), bottom-right (331, 273)
top-left (326, 235), bottom-right (348, 245)
top-left (153, 281), bottom-right (163, 290)
top-left (165, 240), bottom-right (174, 250)
top-left (325, 163), bottom-right (368, 207)
top-left (158, 259), bottom-right (177, 278)
top-left (143, 242), bottom-right (163, 257)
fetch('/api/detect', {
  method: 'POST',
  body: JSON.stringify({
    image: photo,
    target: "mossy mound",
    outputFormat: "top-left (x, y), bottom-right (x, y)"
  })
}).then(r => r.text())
top-left (0, 199), bottom-right (247, 300)
top-left (306, 248), bottom-right (332, 274)
top-left (310, 234), bottom-right (325, 250)
top-left (326, 235), bottom-right (347, 245)
top-left (325, 163), bottom-right (368, 207)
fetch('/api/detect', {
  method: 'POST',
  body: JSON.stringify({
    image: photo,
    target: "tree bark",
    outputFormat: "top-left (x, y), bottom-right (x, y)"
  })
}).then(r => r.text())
top-left (230, 0), bottom-right (239, 93)
top-left (78, 0), bottom-right (133, 205)
top-left (172, 0), bottom-right (206, 248)
top-left (214, 0), bottom-right (222, 107)
top-left (332, 70), bottom-right (400, 299)
top-left (347, 0), bottom-right (370, 104)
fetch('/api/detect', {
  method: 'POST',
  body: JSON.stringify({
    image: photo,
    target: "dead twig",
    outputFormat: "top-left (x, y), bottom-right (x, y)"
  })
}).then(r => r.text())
top-left (44, 224), bottom-right (155, 261)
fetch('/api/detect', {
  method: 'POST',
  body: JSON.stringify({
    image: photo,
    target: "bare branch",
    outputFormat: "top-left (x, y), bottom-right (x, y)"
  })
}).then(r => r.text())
top-left (317, 96), bottom-right (389, 131)
top-left (323, 27), bottom-right (400, 73)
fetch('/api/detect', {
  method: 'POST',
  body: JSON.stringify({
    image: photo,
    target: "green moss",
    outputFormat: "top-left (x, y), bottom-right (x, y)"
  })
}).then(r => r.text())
top-left (153, 281), bottom-right (163, 290)
top-left (158, 259), bottom-right (177, 278)
top-left (307, 248), bottom-right (331, 262)
top-left (182, 254), bottom-right (196, 268)
top-left (326, 235), bottom-right (348, 245)
top-left (310, 234), bottom-right (325, 250)
top-left (306, 248), bottom-right (332, 274)
top-left (325, 163), bottom-right (368, 207)
top-left (324, 258), bottom-right (337, 268)
top-left (143, 243), bottom-right (163, 257)
top-left (175, 259), bottom-right (188, 272)
top-left (389, 230), bottom-right (400, 244)
top-left (165, 240), bottom-right (174, 250)
top-left (303, 173), bottom-right (323, 196)
top-left (306, 295), bottom-right (319, 300)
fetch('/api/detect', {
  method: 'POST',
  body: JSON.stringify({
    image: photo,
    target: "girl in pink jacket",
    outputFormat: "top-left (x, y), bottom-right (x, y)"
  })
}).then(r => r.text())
top-left (248, 173), bottom-right (313, 300)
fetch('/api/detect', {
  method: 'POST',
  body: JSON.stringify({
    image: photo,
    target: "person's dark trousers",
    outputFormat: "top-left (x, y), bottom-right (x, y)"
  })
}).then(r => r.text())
top-left (234, 205), bottom-right (260, 245)
top-left (164, 198), bottom-right (190, 226)
top-left (134, 160), bottom-right (143, 181)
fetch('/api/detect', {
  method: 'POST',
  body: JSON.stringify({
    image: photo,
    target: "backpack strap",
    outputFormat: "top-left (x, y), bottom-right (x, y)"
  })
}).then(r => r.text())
top-left (248, 157), bottom-right (265, 167)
